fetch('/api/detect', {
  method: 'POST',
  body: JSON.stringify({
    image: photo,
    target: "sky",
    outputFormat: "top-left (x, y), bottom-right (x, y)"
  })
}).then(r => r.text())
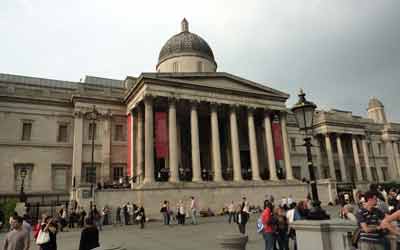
top-left (1, 0), bottom-right (399, 121)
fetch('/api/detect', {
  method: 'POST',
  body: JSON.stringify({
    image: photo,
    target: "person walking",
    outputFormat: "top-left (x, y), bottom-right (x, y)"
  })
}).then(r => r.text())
top-left (227, 201), bottom-right (235, 224)
top-left (190, 196), bottom-right (198, 225)
top-left (177, 201), bottom-right (185, 225)
top-left (79, 208), bottom-right (87, 228)
top-left (136, 206), bottom-right (146, 229)
top-left (116, 206), bottom-right (121, 226)
top-left (78, 218), bottom-right (100, 250)
top-left (275, 207), bottom-right (289, 250)
top-left (2, 215), bottom-right (30, 250)
top-left (238, 197), bottom-right (250, 234)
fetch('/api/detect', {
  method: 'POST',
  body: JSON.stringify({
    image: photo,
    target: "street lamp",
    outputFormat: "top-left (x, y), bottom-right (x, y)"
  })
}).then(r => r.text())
top-left (19, 168), bottom-right (27, 203)
top-left (85, 105), bottom-right (99, 195)
top-left (291, 89), bottom-right (329, 220)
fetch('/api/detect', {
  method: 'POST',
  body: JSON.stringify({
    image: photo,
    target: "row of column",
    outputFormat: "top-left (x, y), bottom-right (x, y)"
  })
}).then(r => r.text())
top-left (133, 97), bottom-right (294, 184)
top-left (322, 133), bottom-right (400, 182)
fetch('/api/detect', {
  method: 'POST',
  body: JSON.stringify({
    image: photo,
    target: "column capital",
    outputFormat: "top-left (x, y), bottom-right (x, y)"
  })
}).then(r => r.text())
top-left (263, 109), bottom-right (274, 116)
top-left (167, 96), bottom-right (178, 104)
top-left (189, 99), bottom-right (201, 107)
top-left (246, 106), bottom-right (257, 113)
top-left (143, 94), bottom-right (154, 103)
top-left (73, 110), bottom-right (84, 118)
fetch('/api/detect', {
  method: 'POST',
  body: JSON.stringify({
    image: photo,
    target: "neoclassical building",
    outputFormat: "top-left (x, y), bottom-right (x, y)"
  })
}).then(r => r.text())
top-left (1, 19), bottom-right (399, 213)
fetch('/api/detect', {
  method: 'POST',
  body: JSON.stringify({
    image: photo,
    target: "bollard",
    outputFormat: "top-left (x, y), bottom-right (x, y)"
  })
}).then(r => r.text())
top-left (217, 233), bottom-right (248, 250)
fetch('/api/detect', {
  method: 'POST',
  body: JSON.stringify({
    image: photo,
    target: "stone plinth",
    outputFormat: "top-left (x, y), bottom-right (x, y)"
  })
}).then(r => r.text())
top-left (217, 233), bottom-right (248, 250)
top-left (292, 219), bottom-right (357, 250)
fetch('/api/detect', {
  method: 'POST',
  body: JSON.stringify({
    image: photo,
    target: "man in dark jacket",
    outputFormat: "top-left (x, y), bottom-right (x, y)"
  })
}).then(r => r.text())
top-left (79, 218), bottom-right (100, 250)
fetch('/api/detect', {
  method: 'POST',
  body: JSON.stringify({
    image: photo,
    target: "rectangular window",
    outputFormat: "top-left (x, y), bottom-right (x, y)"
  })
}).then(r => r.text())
top-left (57, 124), bottom-right (68, 142)
top-left (361, 167), bottom-right (367, 181)
top-left (52, 165), bottom-right (70, 191)
top-left (368, 142), bottom-right (373, 155)
top-left (88, 123), bottom-right (97, 140)
top-left (381, 167), bottom-right (388, 181)
top-left (377, 143), bottom-right (384, 155)
top-left (21, 122), bottom-right (32, 141)
top-left (371, 167), bottom-right (378, 182)
top-left (112, 164), bottom-right (126, 182)
top-left (114, 124), bottom-right (124, 141)
top-left (173, 62), bottom-right (178, 72)
top-left (14, 164), bottom-right (33, 191)
top-left (290, 138), bottom-right (296, 152)
top-left (292, 166), bottom-right (302, 180)
top-left (197, 61), bottom-right (202, 72)
top-left (82, 164), bottom-right (98, 184)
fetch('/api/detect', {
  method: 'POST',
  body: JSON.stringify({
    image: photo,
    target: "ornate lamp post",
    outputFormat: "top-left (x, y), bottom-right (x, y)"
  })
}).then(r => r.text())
top-left (85, 105), bottom-right (99, 195)
top-left (19, 168), bottom-right (27, 203)
top-left (291, 89), bottom-right (329, 220)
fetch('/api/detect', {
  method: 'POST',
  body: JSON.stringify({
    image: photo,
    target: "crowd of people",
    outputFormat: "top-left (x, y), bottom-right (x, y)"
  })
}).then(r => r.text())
top-left (160, 196), bottom-right (198, 226)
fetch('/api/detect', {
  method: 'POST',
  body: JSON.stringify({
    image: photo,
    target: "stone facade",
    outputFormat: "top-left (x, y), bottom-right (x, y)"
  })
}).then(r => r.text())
top-left (0, 20), bottom-right (400, 214)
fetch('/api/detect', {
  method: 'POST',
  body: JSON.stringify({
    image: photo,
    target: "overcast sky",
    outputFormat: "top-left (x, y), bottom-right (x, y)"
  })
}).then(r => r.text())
top-left (1, 0), bottom-right (399, 121)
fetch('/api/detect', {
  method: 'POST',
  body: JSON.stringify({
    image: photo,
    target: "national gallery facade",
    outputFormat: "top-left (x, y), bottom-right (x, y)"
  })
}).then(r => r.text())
top-left (1, 19), bottom-right (399, 213)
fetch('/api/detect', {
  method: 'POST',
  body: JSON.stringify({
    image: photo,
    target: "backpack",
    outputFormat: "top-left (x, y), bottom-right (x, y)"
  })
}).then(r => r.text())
top-left (256, 217), bottom-right (264, 233)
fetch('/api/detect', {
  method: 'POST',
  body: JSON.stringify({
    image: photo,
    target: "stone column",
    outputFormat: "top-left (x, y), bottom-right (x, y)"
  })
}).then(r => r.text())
top-left (230, 106), bottom-right (243, 182)
top-left (143, 97), bottom-right (155, 184)
top-left (352, 136), bottom-right (363, 181)
top-left (264, 112), bottom-right (278, 180)
top-left (168, 99), bottom-right (179, 183)
top-left (211, 104), bottom-right (223, 182)
top-left (336, 134), bottom-right (348, 182)
top-left (72, 111), bottom-right (83, 187)
top-left (129, 111), bottom-right (135, 186)
top-left (393, 142), bottom-right (400, 176)
top-left (324, 134), bottom-right (336, 180)
top-left (314, 136), bottom-right (323, 179)
top-left (280, 113), bottom-right (293, 180)
top-left (191, 102), bottom-right (202, 182)
top-left (102, 114), bottom-right (112, 184)
top-left (361, 138), bottom-right (373, 182)
top-left (385, 141), bottom-right (399, 179)
top-left (247, 108), bottom-right (261, 181)
top-left (136, 106), bottom-right (144, 183)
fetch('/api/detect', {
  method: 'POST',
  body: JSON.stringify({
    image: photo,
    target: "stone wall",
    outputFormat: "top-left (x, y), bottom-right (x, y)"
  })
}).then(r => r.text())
top-left (93, 180), bottom-right (334, 218)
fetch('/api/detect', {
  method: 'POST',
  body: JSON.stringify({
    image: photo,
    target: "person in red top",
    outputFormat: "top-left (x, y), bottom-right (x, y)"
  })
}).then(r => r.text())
top-left (261, 201), bottom-right (276, 250)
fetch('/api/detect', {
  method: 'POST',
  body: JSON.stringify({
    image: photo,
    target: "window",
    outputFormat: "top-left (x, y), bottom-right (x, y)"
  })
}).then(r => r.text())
top-left (57, 124), bottom-right (68, 142)
top-left (112, 164), bottom-right (126, 182)
top-left (290, 138), bottom-right (296, 152)
top-left (114, 124), bottom-right (124, 141)
top-left (361, 167), bottom-right (367, 181)
top-left (21, 122), bottom-right (32, 141)
top-left (88, 123), bottom-right (97, 140)
top-left (377, 142), bottom-right (384, 155)
top-left (82, 164), bottom-right (98, 184)
top-left (14, 164), bottom-right (33, 191)
top-left (368, 142), bottom-right (373, 155)
top-left (398, 143), bottom-right (400, 154)
top-left (381, 167), bottom-right (388, 181)
top-left (197, 61), bottom-right (202, 72)
top-left (371, 167), bottom-right (378, 182)
top-left (52, 165), bottom-right (70, 191)
top-left (292, 166), bottom-right (302, 180)
top-left (173, 62), bottom-right (178, 72)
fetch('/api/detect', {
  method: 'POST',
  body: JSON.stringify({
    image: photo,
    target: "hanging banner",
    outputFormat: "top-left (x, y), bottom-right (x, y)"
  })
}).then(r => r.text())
top-left (155, 112), bottom-right (168, 158)
top-left (127, 113), bottom-right (132, 177)
top-left (271, 115), bottom-right (283, 161)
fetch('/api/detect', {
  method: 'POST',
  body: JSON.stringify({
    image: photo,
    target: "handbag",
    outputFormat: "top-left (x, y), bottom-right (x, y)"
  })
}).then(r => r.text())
top-left (136, 215), bottom-right (142, 221)
top-left (36, 229), bottom-right (50, 245)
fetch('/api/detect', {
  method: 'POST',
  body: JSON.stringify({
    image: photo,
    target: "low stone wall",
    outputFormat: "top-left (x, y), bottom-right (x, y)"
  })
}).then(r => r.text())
top-left (89, 180), bottom-right (335, 218)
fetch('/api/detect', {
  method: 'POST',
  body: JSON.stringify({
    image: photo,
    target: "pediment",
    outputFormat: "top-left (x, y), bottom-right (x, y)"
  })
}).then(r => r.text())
top-left (138, 72), bottom-right (289, 100)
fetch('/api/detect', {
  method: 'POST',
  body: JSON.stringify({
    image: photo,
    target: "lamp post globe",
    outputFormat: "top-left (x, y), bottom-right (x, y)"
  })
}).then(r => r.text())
top-left (291, 89), bottom-right (329, 220)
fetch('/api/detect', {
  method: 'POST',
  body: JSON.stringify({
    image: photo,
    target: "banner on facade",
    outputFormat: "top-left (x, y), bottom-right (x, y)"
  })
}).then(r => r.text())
top-left (155, 112), bottom-right (168, 158)
top-left (271, 115), bottom-right (283, 161)
top-left (127, 113), bottom-right (132, 176)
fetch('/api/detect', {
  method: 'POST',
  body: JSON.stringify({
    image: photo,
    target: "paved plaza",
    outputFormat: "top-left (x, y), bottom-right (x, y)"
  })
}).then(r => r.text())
top-left (0, 206), bottom-right (339, 250)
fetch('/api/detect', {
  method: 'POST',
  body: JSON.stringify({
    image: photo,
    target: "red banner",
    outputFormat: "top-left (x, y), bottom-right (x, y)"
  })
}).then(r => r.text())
top-left (127, 113), bottom-right (132, 177)
top-left (271, 116), bottom-right (283, 161)
top-left (155, 112), bottom-right (168, 158)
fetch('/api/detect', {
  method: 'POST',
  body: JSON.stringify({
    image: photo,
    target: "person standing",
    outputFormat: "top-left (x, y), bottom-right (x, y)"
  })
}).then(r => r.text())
top-left (190, 196), bottom-right (198, 225)
top-left (2, 216), bottom-right (29, 250)
top-left (39, 216), bottom-right (58, 250)
top-left (356, 190), bottom-right (388, 250)
top-left (227, 201), bottom-right (235, 224)
top-left (160, 201), bottom-right (169, 225)
top-left (261, 201), bottom-right (276, 250)
top-left (122, 203), bottom-right (129, 226)
top-left (116, 206), bottom-right (121, 226)
top-left (177, 201), bottom-right (185, 225)
top-left (79, 207), bottom-right (87, 228)
top-left (238, 197), bottom-right (250, 234)
top-left (136, 206), bottom-right (146, 229)
top-left (79, 218), bottom-right (100, 250)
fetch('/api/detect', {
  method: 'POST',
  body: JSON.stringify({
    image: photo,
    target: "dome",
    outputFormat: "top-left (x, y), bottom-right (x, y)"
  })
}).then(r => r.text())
top-left (157, 19), bottom-right (217, 68)
top-left (368, 97), bottom-right (384, 109)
